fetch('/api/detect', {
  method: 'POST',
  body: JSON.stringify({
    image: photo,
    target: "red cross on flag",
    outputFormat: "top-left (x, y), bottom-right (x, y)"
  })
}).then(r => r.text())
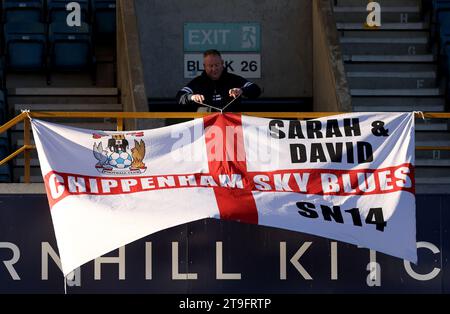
top-left (31, 113), bottom-right (416, 277)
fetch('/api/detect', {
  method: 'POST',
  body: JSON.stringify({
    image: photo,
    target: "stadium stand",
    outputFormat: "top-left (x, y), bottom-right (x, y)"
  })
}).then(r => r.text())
top-left (334, 0), bottom-right (450, 193)
top-left (433, 0), bottom-right (450, 101)
top-left (0, 0), bottom-right (118, 182)
top-left (1, 0), bottom-right (450, 295)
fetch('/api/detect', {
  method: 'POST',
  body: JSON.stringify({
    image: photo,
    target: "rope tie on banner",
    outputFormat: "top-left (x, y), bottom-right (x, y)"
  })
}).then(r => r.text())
top-left (195, 101), bottom-right (223, 113)
top-left (221, 93), bottom-right (241, 113)
top-left (414, 111), bottom-right (426, 121)
top-left (21, 109), bottom-right (32, 121)
top-left (195, 93), bottom-right (242, 114)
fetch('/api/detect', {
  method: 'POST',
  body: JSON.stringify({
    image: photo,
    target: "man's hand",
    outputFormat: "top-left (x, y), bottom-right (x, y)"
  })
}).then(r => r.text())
top-left (191, 94), bottom-right (205, 103)
top-left (229, 88), bottom-right (243, 98)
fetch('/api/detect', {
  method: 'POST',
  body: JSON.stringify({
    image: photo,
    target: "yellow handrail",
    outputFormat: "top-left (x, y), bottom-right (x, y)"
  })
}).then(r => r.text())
top-left (0, 111), bottom-right (27, 134)
top-left (0, 145), bottom-right (35, 166)
top-left (1, 111), bottom-right (450, 183)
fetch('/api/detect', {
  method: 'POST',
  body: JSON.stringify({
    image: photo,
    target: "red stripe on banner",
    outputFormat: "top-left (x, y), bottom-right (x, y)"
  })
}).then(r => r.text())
top-left (248, 163), bottom-right (415, 196)
top-left (203, 113), bottom-right (259, 224)
top-left (43, 164), bottom-right (414, 209)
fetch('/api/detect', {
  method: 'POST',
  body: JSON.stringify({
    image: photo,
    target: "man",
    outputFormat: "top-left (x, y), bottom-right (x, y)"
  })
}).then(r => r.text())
top-left (176, 49), bottom-right (261, 112)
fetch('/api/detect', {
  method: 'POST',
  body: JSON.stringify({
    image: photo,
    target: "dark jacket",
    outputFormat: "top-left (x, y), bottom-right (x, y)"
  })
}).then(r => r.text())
top-left (176, 70), bottom-right (261, 112)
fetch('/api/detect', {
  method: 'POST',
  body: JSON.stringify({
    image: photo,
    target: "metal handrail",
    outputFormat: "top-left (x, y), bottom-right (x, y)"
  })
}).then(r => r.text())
top-left (1, 111), bottom-right (450, 183)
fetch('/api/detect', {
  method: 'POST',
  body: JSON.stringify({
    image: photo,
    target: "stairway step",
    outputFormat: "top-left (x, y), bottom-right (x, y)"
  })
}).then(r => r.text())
top-left (348, 79), bottom-right (436, 89)
top-left (12, 166), bottom-right (43, 183)
top-left (19, 176), bottom-right (43, 183)
top-left (416, 149), bottom-right (450, 159)
top-left (347, 72), bottom-right (436, 89)
top-left (352, 96), bottom-right (446, 111)
top-left (336, 22), bottom-right (427, 30)
top-left (334, 6), bottom-right (420, 12)
top-left (16, 139), bottom-right (35, 147)
top-left (334, 6), bottom-right (421, 23)
top-left (416, 159), bottom-right (450, 166)
top-left (339, 30), bottom-right (429, 38)
top-left (416, 165), bottom-right (450, 174)
top-left (354, 104), bottom-right (445, 111)
top-left (14, 158), bottom-right (40, 167)
top-left (415, 173), bottom-right (450, 194)
top-left (335, 0), bottom-right (420, 6)
top-left (416, 122), bottom-right (449, 132)
top-left (14, 103), bottom-right (123, 112)
top-left (345, 63), bottom-right (437, 72)
top-left (416, 121), bottom-right (449, 131)
top-left (8, 87), bottom-right (119, 96)
top-left (340, 37), bottom-right (427, 44)
top-left (351, 88), bottom-right (442, 96)
top-left (416, 131), bottom-right (450, 139)
top-left (8, 96), bottom-right (120, 106)
top-left (13, 121), bottom-right (117, 131)
top-left (347, 71), bottom-right (436, 78)
top-left (411, 157), bottom-right (450, 193)
top-left (344, 54), bottom-right (435, 62)
top-left (416, 140), bottom-right (450, 147)
top-left (341, 43), bottom-right (429, 55)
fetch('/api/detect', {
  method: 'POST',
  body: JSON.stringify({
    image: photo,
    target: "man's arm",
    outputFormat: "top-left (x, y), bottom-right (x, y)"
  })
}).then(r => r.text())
top-left (241, 81), bottom-right (262, 98)
top-left (176, 86), bottom-right (195, 105)
top-left (232, 75), bottom-right (261, 99)
top-left (177, 85), bottom-right (206, 106)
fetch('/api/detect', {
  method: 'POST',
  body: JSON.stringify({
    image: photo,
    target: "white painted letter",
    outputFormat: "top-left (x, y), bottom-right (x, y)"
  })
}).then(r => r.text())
top-left (366, 2), bottom-right (381, 27)
top-left (404, 242), bottom-right (441, 281)
top-left (94, 246), bottom-right (125, 280)
top-left (66, 2), bottom-right (81, 27)
top-left (0, 242), bottom-right (20, 280)
top-left (172, 242), bottom-right (197, 280)
top-left (216, 242), bottom-right (241, 280)
top-left (280, 242), bottom-right (312, 280)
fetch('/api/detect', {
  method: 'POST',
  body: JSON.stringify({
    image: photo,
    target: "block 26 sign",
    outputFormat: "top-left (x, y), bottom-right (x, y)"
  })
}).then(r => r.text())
top-left (183, 23), bottom-right (261, 78)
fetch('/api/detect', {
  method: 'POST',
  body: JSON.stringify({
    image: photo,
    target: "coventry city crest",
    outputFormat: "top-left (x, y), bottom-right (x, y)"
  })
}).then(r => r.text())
top-left (92, 132), bottom-right (147, 175)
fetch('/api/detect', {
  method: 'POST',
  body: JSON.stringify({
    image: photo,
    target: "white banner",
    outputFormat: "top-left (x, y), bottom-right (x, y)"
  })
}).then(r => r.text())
top-left (31, 112), bottom-right (416, 276)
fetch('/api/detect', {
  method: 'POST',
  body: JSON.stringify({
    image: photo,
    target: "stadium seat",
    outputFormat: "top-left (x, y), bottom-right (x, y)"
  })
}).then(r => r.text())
top-left (47, 0), bottom-right (90, 23)
top-left (3, 0), bottom-right (44, 22)
top-left (4, 22), bottom-right (47, 71)
top-left (92, 0), bottom-right (116, 37)
top-left (49, 22), bottom-right (94, 71)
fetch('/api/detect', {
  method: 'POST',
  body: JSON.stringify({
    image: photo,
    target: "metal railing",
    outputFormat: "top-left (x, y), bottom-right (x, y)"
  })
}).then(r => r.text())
top-left (1, 111), bottom-right (450, 183)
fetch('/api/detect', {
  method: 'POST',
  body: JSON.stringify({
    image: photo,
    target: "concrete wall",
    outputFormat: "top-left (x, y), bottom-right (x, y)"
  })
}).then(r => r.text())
top-left (135, 0), bottom-right (312, 100)
top-left (312, 0), bottom-right (351, 112)
top-left (117, 0), bottom-right (153, 129)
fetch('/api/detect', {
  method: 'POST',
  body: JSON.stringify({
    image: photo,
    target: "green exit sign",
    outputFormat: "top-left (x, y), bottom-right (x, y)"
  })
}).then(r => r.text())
top-left (184, 23), bottom-right (260, 52)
